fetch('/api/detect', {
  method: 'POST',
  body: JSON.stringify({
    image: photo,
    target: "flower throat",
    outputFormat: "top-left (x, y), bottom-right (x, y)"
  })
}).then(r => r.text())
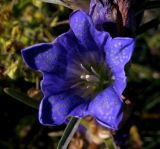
top-left (70, 62), bottom-right (113, 98)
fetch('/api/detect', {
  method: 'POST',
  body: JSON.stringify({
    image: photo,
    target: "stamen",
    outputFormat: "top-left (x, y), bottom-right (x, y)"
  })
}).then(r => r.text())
top-left (70, 82), bottom-right (84, 88)
top-left (91, 66), bottom-right (100, 77)
top-left (80, 63), bottom-right (89, 73)
top-left (71, 61), bottom-right (112, 98)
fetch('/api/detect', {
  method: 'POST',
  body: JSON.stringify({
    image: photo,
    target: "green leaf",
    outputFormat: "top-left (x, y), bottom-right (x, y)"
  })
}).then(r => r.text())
top-left (57, 117), bottom-right (81, 149)
top-left (129, 64), bottom-right (159, 80)
top-left (18, 0), bottom-right (32, 9)
top-left (136, 1), bottom-right (160, 15)
top-left (39, 0), bottom-right (70, 8)
top-left (136, 18), bottom-right (160, 35)
top-left (143, 1), bottom-right (160, 10)
top-left (39, 0), bottom-right (89, 10)
top-left (144, 93), bottom-right (160, 111)
top-left (4, 88), bottom-right (39, 109)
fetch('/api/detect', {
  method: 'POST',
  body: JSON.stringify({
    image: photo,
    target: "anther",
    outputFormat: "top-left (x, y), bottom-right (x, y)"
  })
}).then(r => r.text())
top-left (85, 75), bottom-right (100, 82)
top-left (80, 74), bottom-right (86, 79)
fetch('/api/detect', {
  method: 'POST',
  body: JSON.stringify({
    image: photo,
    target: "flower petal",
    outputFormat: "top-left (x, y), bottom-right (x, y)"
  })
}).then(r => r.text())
top-left (57, 30), bottom-right (106, 77)
top-left (105, 37), bottom-right (135, 73)
top-left (40, 72), bottom-right (69, 96)
top-left (39, 92), bottom-right (88, 125)
top-left (69, 10), bottom-right (112, 64)
top-left (113, 75), bottom-right (126, 96)
top-left (105, 37), bottom-right (135, 95)
top-left (88, 86), bottom-right (123, 130)
top-left (21, 42), bottom-right (67, 74)
top-left (70, 10), bottom-right (99, 51)
top-left (89, 0), bottom-right (115, 31)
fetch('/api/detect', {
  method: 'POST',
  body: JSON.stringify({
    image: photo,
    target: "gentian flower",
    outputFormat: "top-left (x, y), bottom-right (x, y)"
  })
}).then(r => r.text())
top-left (22, 10), bottom-right (135, 130)
top-left (89, 0), bottom-right (136, 36)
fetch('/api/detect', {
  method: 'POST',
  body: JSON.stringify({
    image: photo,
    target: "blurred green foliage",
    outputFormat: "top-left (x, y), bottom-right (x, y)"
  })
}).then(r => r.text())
top-left (0, 0), bottom-right (160, 149)
top-left (0, 0), bottom-right (71, 81)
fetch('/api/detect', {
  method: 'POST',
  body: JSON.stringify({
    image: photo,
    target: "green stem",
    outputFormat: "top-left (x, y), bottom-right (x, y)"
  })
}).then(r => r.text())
top-left (105, 138), bottom-right (117, 149)
top-left (57, 117), bottom-right (81, 149)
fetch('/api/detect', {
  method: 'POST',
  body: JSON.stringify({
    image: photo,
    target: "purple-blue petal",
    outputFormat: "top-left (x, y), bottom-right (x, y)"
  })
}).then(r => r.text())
top-left (21, 42), bottom-right (67, 76)
top-left (70, 10), bottom-right (99, 51)
top-left (22, 43), bottom-right (52, 70)
top-left (40, 72), bottom-right (69, 96)
top-left (113, 75), bottom-right (126, 96)
top-left (88, 86), bottom-right (123, 130)
top-left (69, 10), bottom-right (112, 64)
top-left (89, 0), bottom-right (115, 31)
top-left (39, 92), bottom-right (87, 125)
top-left (105, 37), bottom-right (135, 73)
top-left (104, 37), bottom-right (135, 95)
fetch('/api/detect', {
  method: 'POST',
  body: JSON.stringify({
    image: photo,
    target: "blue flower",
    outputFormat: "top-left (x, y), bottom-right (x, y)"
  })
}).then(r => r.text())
top-left (22, 10), bottom-right (135, 130)
top-left (89, 0), bottom-right (136, 36)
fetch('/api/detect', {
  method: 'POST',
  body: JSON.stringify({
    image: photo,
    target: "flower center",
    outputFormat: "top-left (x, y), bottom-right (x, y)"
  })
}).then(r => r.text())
top-left (70, 62), bottom-right (113, 99)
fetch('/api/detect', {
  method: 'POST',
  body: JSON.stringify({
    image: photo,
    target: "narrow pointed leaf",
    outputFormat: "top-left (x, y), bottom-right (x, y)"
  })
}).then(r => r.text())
top-left (57, 117), bottom-right (81, 149)
top-left (39, 0), bottom-right (89, 10)
top-left (144, 93), bottom-right (160, 111)
top-left (136, 18), bottom-right (160, 35)
top-left (39, 0), bottom-right (71, 8)
top-left (4, 88), bottom-right (39, 109)
top-left (135, 1), bottom-right (160, 14)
